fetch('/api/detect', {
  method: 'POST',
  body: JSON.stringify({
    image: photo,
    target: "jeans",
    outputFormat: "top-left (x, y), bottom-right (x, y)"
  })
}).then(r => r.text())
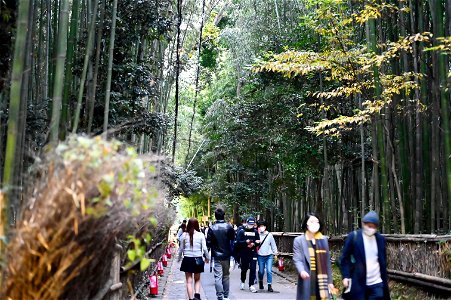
top-left (213, 259), bottom-right (230, 300)
top-left (257, 254), bottom-right (273, 284)
top-left (240, 255), bottom-right (257, 287)
top-left (366, 282), bottom-right (384, 300)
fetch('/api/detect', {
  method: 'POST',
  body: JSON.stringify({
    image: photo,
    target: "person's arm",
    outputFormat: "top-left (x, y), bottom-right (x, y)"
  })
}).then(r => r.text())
top-left (235, 229), bottom-right (247, 246)
top-left (339, 232), bottom-right (353, 279)
top-left (201, 235), bottom-right (210, 261)
top-left (326, 240), bottom-right (334, 285)
top-left (269, 233), bottom-right (278, 255)
top-left (293, 237), bottom-right (308, 276)
top-left (178, 234), bottom-right (185, 262)
top-left (206, 226), bottom-right (213, 249)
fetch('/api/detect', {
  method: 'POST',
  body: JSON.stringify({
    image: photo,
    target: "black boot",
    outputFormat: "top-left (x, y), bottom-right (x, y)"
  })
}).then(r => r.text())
top-left (259, 280), bottom-right (264, 289)
top-left (268, 284), bottom-right (274, 292)
top-left (194, 293), bottom-right (201, 300)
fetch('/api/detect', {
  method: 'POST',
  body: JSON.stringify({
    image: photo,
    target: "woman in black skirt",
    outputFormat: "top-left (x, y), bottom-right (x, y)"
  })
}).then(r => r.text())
top-left (178, 218), bottom-right (210, 300)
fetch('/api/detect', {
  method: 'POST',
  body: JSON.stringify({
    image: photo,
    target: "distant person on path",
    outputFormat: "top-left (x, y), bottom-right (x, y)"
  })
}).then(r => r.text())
top-left (206, 208), bottom-right (236, 300)
top-left (293, 213), bottom-right (334, 300)
top-left (177, 223), bottom-right (187, 244)
top-left (256, 220), bottom-right (278, 292)
top-left (235, 216), bottom-right (259, 293)
top-left (339, 211), bottom-right (390, 300)
top-left (178, 218), bottom-right (210, 300)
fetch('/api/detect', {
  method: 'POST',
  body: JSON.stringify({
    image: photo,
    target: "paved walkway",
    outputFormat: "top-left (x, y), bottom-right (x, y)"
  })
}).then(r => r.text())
top-left (163, 258), bottom-right (297, 300)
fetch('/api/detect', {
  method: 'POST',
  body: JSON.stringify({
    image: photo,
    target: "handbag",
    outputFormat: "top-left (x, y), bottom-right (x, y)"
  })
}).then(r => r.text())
top-left (195, 237), bottom-right (205, 268)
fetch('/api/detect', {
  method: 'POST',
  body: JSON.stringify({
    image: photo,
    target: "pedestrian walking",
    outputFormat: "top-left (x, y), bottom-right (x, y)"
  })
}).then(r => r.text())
top-left (339, 211), bottom-right (390, 300)
top-left (293, 213), bottom-right (335, 300)
top-left (256, 220), bottom-right (278, 292)
top-left (235, 216), bottom-right (259, 293)
top-left (178, 218), bottom-right (210, 300)
top-left (206, 208), bottom-right (236, 300)
top-left (177, 220), bottom-right (186, 246)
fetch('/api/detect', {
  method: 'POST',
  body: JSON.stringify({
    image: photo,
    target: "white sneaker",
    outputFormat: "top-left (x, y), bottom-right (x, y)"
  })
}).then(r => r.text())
top-left (249, 285), bottom-right (257, 293)
top-left (224, 298), bottom-right (230, 300)
top-left (240, 282), bottom-right (245, 290)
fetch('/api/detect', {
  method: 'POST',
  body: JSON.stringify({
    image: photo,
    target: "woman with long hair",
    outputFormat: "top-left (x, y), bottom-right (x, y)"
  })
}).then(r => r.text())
top-left (293, 213), bottom-right (335, 300)
top-left (178, 218), bottom-right (210, 300)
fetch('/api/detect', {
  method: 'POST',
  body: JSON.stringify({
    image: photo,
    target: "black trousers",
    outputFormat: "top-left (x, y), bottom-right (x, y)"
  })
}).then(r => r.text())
top-left (240, 254), bottom-right (257, 286)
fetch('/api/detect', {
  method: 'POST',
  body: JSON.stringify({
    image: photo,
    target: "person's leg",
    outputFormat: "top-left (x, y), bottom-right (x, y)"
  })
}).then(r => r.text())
top-left (194, 273), bottom-right (201, 294)
top-left (266, 255), bottom-right (273, 284)
top-left (257, 255), bottom-right (265, 289)
top-left (213, 260), bottom-right (224, 300)
top-left (240, 256), bottom-right (250, 283)
top-left (221, 259), bottom-right (231, 298)
top-left (249, 257), bottom-right (257, 287)
top-left (266, 255), bottom-right (274, 291)
top-left (185, 272), bottom-right (194, 299)
top-left (366, 283), bottom-right (384, 300)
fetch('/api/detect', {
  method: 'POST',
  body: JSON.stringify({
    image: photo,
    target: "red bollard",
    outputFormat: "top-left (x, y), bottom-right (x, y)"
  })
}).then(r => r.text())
top-left (166, 247), bottom-right (172, 259)
top-left (149, 273), bottom-right (158, 296)
top-left (162, 254), bottom-right (168, 267)
top-left (157, 261), bottom-right (164, 276)
top-left (278, 257), bottom-right (285, 272)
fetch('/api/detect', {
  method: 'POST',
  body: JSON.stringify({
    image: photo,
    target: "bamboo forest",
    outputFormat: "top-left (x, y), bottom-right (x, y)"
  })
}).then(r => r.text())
top-left (0, 0), bottom-right (450, 299)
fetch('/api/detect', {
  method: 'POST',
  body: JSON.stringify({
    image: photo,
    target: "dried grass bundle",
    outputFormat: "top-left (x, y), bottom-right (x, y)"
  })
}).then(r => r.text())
top-left (4, 136), bottom-right (173, 300)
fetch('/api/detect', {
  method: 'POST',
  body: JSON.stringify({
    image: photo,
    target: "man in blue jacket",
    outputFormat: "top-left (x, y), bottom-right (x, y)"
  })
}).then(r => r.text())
top-left (339, 211), bottom-right (390, 300)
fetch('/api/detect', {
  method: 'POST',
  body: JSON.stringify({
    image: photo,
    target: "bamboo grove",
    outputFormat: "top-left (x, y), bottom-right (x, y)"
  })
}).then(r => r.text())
top-left (0, 0), bottom-right (177, 227)
top-left (255, 0), bottom-right (451, 234)
top-left (171, 0), bottom-right (451, 235)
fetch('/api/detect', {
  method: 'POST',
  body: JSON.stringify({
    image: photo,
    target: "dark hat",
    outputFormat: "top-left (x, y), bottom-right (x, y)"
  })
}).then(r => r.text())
top-left (246, 217), bottom-right (256, 225)
top-left (362, 211), bottom-right (379, 226)
top-left (257, 220), bottom-right (267, 227)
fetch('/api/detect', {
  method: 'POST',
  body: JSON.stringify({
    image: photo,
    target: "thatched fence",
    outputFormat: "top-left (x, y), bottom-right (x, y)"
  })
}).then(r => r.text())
top-left (272, 232), bottom-right (451, 293)
top-left (2, 137), bottom-right (175, 300)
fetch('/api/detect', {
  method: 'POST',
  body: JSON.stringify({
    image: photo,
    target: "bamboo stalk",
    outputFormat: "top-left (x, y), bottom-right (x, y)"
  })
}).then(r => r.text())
top-left (50, 0), bottom-right (70, 143)
top-left (72, 0), bottom-right (99, 133)
top-left (103, 0), bottom-right (118, 136)
top-left (1, 0), bottom-right (31, 287)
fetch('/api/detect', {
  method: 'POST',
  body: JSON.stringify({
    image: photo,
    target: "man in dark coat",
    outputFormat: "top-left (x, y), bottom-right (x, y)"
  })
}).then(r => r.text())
top-left (339, 211), bottom-right (390, 300)
top-left (207, 208), bottom-right (236, 300)
top-left (235, 216), bottom-right (259, 293)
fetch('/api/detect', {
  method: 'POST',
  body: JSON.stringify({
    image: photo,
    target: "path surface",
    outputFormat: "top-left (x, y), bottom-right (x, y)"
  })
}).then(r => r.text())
top-left (163, 257), bottom-right (297, 300)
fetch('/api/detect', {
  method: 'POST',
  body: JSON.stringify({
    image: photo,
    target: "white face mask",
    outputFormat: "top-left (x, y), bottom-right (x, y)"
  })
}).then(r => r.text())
top-left (247, 224), bottom-right (254, 229)
top-left (259, 226), bottom-right (266, 233)
top-left (363, 226), bottom-right (377, 236)
top-left (307, 223), bottom-right (320, 234)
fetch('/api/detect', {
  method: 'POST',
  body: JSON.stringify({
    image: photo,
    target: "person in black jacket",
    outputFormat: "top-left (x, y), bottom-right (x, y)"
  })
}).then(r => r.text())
top-left (235, 216), bottom-right (259, 293)
top-left (339, 211), bottom-right (390, 300)
top-left (206, 208), bottom-right (236, 300)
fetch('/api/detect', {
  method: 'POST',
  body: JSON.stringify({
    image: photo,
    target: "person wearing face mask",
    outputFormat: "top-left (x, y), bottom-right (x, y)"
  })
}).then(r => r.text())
top-left (235, 217), bottom-right (259, 293)
top-left (339, 211), bottom-right (390, 300)
top-left (293, 213), bottom-right (334, 300)
top-left (256, 220), bottom-right (278, 292)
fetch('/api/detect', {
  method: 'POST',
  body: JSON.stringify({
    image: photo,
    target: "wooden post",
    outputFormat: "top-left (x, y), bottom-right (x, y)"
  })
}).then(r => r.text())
top-left (109, 244), bottom-right (122, 300)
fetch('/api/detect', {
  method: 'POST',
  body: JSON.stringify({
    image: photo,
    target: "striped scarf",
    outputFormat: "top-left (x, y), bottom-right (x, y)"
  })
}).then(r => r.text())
top-left (306, 232), bottom-right (330, 300)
